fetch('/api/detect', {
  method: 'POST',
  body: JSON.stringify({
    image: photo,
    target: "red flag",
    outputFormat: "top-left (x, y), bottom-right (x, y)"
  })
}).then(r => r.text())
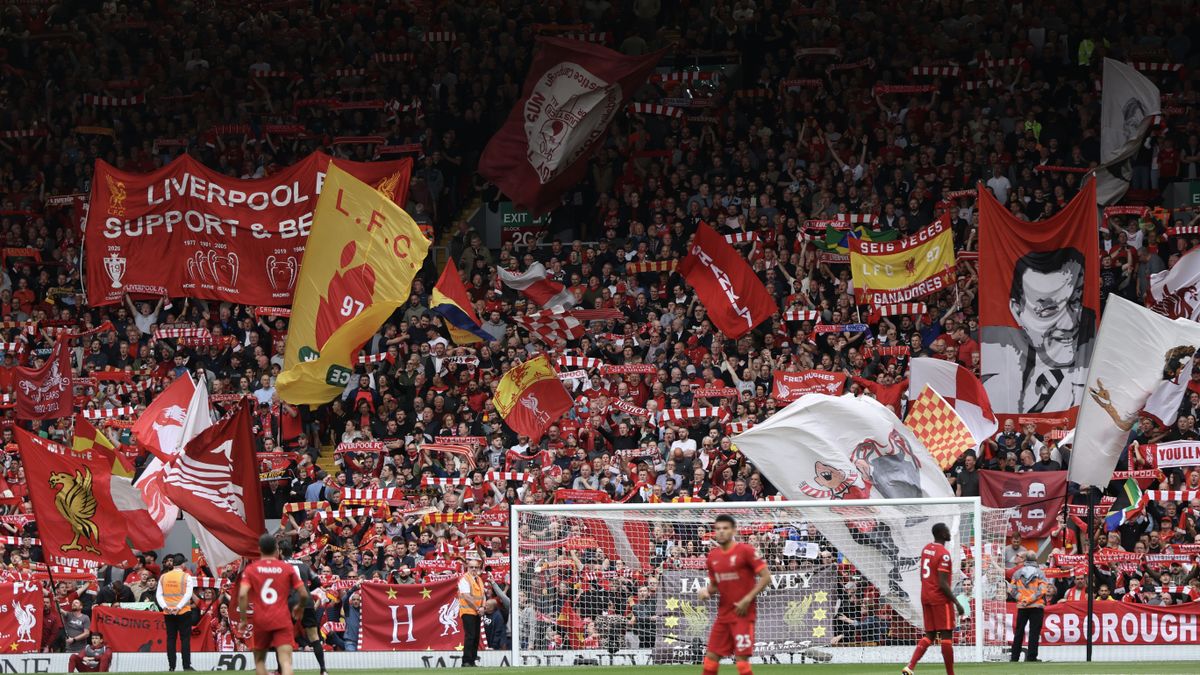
top-left (161, 400), bottom-right (265, 558)
top-left (980, 470), bottom-right (1067, 539)
top-left (478, 38), bottom-right (663, 215)
top-left (92, 606), bottom-right (216, 652)
top-left (13, 339), bottom-right (71, 420)
top-left (16, 427), bottom-right (136, 567)
top-left (493, 354), bottom-right (574, 443)
top-left (357, 579), bottom-right (474, 650)
top-left (132, 374), bottom-right (196, 461)
top-left (679, 222), bottom-right (778, 338)
top-left (0, 582), bottom-right (43, 652)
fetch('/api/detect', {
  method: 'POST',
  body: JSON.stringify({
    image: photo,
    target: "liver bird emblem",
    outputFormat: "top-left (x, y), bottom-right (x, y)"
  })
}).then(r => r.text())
top-left (48, 469), bottom-right (101, 555)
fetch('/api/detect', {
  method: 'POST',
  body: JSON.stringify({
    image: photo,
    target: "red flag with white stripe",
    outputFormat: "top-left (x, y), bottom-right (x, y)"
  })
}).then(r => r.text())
top-left (908, 357), bottom-right (998, 444)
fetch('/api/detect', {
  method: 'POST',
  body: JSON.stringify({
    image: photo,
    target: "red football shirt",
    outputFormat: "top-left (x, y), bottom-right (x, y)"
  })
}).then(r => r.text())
top-left (706, 542), bottom-right (767, 621)
top-left (241, 559), bottom-right (303, 630)
top-left (919, 542), bottom-right (953, 605)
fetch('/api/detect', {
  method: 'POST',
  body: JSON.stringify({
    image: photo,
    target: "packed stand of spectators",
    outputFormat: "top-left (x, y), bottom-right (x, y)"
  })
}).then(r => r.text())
top-left (2, 0), bottom-right (1200, 655)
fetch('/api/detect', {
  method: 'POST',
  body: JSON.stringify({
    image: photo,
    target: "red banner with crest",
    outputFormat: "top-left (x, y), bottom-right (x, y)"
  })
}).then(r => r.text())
top-left (358, 578), bottom-right (478, 651)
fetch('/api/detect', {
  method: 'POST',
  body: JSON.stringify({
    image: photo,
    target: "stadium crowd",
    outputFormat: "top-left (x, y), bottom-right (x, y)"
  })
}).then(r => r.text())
top-left (1, 0), bottom-right (1199, 658)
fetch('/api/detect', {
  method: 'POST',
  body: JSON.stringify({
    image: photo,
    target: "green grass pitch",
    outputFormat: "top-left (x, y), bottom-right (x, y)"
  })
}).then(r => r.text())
top-left (134, 664), bottom-right (1200, 675)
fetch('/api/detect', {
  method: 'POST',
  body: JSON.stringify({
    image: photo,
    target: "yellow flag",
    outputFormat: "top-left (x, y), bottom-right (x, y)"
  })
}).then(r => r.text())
top-left (277, 164), bottom-right (430, 404)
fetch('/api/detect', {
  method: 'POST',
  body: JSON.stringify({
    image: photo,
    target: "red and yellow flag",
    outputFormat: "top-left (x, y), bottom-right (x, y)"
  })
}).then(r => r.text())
top-left (493, 354), bottom-right (573, 443)
top-left (904, 385), bottom-right (976, 471)
top-left (278, 164), bottom-right (430, 404)
top-left (74, 415), bottom-right (164, 551)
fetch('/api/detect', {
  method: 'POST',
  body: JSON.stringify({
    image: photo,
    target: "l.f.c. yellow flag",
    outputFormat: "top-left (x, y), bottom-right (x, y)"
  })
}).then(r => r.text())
top-left (277, 164), bottom-right (430, 404)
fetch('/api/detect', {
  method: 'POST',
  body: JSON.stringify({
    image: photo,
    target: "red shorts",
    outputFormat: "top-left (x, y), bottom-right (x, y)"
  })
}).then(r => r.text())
top-left (922, 603), bottom-right (955, 633)
top-left (707, 617), bottom-right (755, 657)
top-left (252, 625), bottom-right (294, 651)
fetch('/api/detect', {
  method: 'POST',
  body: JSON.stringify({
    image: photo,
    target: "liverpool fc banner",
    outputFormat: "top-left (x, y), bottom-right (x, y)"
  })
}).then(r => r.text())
top-left (988, 601), bottom-right (1200, 646)
top-left (358, 579), bottom-right (470, 651)
top-left (850, 214), bottom-right (955, 304)
top-left (0, 582), bottom-right (42, 653)
top-left (979, 179), bottom-right (1099, 414)
top-left (16, 427), bottom-right (136, 567)
top-left (277, 165), bottom-right (430, 404)
top-left (85, 152), bottom-right (411, 307)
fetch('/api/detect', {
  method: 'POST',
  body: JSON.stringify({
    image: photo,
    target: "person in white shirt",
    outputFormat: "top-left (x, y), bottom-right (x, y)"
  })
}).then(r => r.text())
top-left (985, 165), bottom-right (1013, 204)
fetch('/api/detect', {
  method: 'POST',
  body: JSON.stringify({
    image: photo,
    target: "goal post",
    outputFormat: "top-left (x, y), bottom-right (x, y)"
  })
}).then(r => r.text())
top-left (510, 498), bottom-right (1008, 666)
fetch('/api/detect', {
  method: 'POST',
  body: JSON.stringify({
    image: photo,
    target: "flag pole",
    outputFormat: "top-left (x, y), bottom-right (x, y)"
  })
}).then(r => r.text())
top-left (16, 422), bottom-right (73, 643)
top-left (1085, 486), bottom-right (1096, 662)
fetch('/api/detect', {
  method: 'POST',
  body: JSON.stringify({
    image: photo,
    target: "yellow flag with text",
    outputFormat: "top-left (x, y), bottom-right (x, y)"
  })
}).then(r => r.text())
top-left (277, 164), bottom-right (430, 404)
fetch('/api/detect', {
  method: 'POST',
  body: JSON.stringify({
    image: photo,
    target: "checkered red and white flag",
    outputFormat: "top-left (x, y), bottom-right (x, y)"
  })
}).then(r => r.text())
top-left (514, 310), bottom-right (584, 344)
top-left (904, 385), bottom-right (976, 471)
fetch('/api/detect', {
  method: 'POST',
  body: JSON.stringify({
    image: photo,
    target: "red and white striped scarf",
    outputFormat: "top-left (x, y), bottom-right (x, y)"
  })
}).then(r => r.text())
top-left (82, 94), bottom-right (146, 107)
top-left (557, 356), bottom-right (602, 370)
top-left (660, 407), bottom-right (729, 423)
top-left (627, 103), bottom-right (684, 118)
top-left (81, 406), bottom-right (137, 419)
top-left (625, 260), bottom-right (677, 274)
top-left (783, 310), bottom-right (820, 322)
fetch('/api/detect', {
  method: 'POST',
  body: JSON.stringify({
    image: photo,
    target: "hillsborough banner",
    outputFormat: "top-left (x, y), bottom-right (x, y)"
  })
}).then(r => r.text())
top-left (92, 606), bottom-right (216, 652)
top-left (653, 567), bottom-right (836, 660)
top-left (85, 152), bottom-right (412, 306)
top-left (979, 179), bottom-right (1099, 414)
top-left (0, 582), bottom-right (42, 653)
top-left (979, 470), bottom-right (1067, 539)
top-left (988, 601), bottom-right (1200, 646)
top-left (276, 165), bottom-right (430, 405)
top-left (357, 579), bottom-right (471, 651)
top-left (771, 369), bottom-right (847, 401)
top-left (850, 215), bottom-right (955, 304)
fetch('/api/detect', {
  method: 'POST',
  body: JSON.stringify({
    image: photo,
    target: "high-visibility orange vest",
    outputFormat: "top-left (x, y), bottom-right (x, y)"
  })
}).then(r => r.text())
top-left (158, 569), bottom-right (192, 615)
top-left (458, 574), bottom-right (484, 616)
top-left (1014, 573), bottom-right (1049, 608)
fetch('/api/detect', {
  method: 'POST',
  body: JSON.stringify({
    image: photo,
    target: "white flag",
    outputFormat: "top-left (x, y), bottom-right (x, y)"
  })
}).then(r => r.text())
top-left (908, 357), bottom-right (998, 444)
top-left (1069, 296), bottom-right (1200, 488)
top-left (1097, 58), bottom-right (1161, 205)
top-left (171, 378), bottom-right (242, 568)
top-left (1149, 245), bottom-right (1200, 322)
top-left (496, 262), bottom-right (576, 309)
top-left (732, 394), bottom-right (955, 625)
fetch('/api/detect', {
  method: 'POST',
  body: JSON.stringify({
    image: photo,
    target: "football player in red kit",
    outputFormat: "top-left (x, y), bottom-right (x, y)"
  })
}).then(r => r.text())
top-left (903, 522), bottom-right (964, 675)
top-left (698, 514), bottom-right (772, 675)
top-left (238, 534), bottom-right (310, 675)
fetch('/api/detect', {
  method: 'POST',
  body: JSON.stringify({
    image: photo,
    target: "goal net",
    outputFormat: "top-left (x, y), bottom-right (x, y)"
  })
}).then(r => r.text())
top-left (510, 498), bottom-right (1009, 666)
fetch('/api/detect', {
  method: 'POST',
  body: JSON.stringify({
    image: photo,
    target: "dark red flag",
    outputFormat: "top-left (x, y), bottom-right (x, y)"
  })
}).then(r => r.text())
top-left (980, 470), bottom-right (1067, 539)
top-left (358, 579), bottom-right (476, 650)
top-left (679, 222), bottom-right (778, 339)
top-left (14, 339), bottom-right (71, 420)
top-left (162, 400), bottom-right (265, 557)
top-left (478, 37), bottom-right (663, 215)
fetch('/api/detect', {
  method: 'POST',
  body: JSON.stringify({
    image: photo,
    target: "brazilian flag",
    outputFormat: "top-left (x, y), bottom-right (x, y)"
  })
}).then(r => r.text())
top-left (814, 224), bottom-right (898, 254)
